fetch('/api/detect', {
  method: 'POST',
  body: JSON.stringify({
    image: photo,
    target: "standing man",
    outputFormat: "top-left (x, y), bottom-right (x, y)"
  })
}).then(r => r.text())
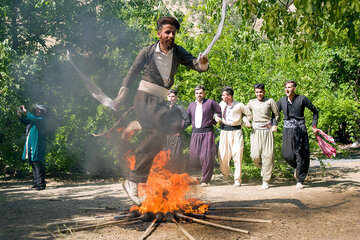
top-left (247, 83), bottom-right (280, 190)
top-left (163, 89), bottom-right (189, 173)
top-left (18, 104), bottom-right (47, 190)
top-left (187, 85), bottom-right (221, 187)
top-left (277, 80), bottom-right (318, 189)
top-left (216, 86), bottom-right (252, 187)
top-left (114, 17), bottom-right (209, 205)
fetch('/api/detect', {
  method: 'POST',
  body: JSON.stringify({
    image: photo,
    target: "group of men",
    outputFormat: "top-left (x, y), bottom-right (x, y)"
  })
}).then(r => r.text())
top-left (178, 80), bottom-right (318, 192)
top-left (115, 16), bottom-right (319, 206)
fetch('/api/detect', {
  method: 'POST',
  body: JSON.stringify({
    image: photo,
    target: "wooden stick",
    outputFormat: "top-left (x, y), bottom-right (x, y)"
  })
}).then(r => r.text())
top-left (55, 218), bottom-right (140, 233)
top-left (172, 218), bottom-right (196, 240)
top-left (78, 207), bottom-right (129, 212)
top-left (48, 218), bottom-right (103, 227)
top-left (176, 213), bottom-right (249, 234)
top-left (208, 206), bottom-right (269, 211)
top-left (47, 214), bottom-right (128, 227)
top-left (139, 219), bottom-right (158, 240)
top-left (204, 214), bottom-right (271, 223)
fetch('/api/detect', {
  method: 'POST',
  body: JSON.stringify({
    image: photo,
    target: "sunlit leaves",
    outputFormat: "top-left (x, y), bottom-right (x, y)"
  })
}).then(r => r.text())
top-left (233, 0), bottom-right (360, 60)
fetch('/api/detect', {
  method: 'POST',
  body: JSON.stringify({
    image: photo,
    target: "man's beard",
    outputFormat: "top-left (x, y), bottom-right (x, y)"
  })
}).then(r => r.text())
top-left (163, 39), bottom-right (174, 50)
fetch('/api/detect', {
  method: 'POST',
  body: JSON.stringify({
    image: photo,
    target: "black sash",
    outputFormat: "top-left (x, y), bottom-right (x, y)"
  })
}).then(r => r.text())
top-left (220, 124), bottom-right (241, 131)
top-left (192, 126), bottom-right (213, 133)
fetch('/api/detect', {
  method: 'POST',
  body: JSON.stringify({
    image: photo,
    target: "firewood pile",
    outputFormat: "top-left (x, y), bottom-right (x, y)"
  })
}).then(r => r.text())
top-left (48, 151), bottom-right (271, 239)
top-left (49, 205), bottom-right (271, 239)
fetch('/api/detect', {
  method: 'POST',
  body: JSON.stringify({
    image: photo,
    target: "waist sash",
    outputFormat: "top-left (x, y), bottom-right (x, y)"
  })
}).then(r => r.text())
top-left (192, 126), bottom-right (213, 133)
top-left (220, 124), bottom-right (241, 131)
top-left (284, 119), bottom-right (305, 128)
top-left (138, 80), bottom-right (168, 99)
top-left (252, 121), bottom-right (271, 130)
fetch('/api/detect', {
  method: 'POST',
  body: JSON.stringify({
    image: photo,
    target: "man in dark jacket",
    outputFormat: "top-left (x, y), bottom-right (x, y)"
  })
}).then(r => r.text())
top-left (19, 104), bottom-right (47, 190)
top-left (115, 17), bottom-right (209, 205)
top-left (163, 89), bottom-right (189, 173)
top-left (277, 81), bottom-right (318, 189)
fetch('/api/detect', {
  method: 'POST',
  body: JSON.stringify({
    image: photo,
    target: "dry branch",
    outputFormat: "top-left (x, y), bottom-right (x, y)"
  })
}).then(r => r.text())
top-left (78, 207), bottom-right (129, 212)
top-left (172, 218), bottom-right (196, 240)
top-left (204, 214), bottom-right (271, 223)
top-left (176, 213), bottom-right (249, 234)
top-left (47, 214), bottom-right (128, 227)
top-left (208, 206), bottom-right (269, 211)
top-left (139, 219), bottom-right (158, 240)
top-left (55, 218), bottom-right (140, 233)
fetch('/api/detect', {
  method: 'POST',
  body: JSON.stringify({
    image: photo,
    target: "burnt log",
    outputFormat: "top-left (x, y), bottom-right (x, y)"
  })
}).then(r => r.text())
top-left (155, 212), bottom-right (164, 222)
top-left (164, 212), bottom-right (175, 222)
top-left (139, 212), bottom-right (155, 222)
top-left (128, 210), bottom-right (141, 218)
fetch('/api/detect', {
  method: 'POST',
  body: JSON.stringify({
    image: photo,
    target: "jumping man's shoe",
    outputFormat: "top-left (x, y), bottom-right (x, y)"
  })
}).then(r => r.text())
top-left (122, 180), bottom-right (141, 206)
top-left (200, 182), bottom-right (209, 187)
top-left (261, 181), bottom-right (269, 190)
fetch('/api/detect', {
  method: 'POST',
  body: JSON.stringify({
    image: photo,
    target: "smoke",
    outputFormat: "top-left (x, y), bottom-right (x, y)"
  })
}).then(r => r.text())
top-left (10, 12), bottom-right (152, 176)
top-left (54, 16), bottom-right (149, 176)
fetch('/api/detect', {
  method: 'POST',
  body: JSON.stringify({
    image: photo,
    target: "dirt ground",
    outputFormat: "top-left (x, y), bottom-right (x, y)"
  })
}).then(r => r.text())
top-left (1, 154), bottom-right (360, 240)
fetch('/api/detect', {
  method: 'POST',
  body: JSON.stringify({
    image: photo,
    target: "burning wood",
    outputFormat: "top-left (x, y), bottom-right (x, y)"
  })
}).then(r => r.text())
top-left (139, 212), bottom-right (155, 222)
top-left (128, 209), bottom-right (141, 218)
top-left (164, 211), bottom-right (176, 222)
top-left (53, 150), bottom-right (271, 238)
top-left (128, 151), bottom-right (209, 215)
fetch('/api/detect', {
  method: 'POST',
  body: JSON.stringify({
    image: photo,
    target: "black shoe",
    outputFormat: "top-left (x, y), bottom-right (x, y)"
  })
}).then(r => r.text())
top-left (36, 186), bottom-right (45, 191)
top-left (30, 184), bottom-right (38, 189)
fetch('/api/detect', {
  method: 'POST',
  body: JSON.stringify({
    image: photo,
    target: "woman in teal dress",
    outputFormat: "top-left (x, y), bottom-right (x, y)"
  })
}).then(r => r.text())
top-left (19, 104), bottom-right (47, 190)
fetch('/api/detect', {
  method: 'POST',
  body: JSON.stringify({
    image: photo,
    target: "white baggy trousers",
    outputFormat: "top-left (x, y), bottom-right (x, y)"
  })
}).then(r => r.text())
top-left (218, 129), bottom-right (244, 182)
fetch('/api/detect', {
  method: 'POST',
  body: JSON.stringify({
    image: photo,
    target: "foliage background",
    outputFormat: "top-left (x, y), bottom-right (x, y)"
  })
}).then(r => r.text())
top-left (0, 0), bottom-right (359, 180)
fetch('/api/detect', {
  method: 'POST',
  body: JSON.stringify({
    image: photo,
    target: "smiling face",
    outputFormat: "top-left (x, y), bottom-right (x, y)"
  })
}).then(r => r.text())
top-left (157, 24), bottom-right (176, 52)
top-left (255, 88), bottom-right (265, 101)
top-left (222, 91), bottom-right (233, 105)
top-left (195, 89), bottom-right (205, 103)
top-left (285, 82), bottom-right (296, 98)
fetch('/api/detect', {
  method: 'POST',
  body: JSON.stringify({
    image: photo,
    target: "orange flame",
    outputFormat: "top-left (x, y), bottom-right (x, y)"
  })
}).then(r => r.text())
top-left (128, 150), bottom-right (208, 214)
top-left (124, 151), bottom-right (135, 171)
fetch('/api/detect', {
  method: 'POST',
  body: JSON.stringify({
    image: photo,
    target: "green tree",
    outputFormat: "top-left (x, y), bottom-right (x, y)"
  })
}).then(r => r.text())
top-left (235, 0), bottom-right (360, 60)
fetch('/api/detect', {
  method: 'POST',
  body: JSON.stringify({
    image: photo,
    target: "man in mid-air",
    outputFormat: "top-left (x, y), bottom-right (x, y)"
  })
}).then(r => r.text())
top-left (114, 17), bottom-right (209, 205)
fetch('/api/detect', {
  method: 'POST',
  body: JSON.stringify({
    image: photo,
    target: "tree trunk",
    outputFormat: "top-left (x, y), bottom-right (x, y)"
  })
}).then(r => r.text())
top-left (10, 0), bottom-right (20, 51)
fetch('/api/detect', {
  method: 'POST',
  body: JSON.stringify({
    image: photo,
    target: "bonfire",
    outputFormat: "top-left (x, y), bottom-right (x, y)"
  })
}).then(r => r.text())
top-left (50, 150), bottom-right (271, 239)
top-left (128, 150), bottom-right (208, 216)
